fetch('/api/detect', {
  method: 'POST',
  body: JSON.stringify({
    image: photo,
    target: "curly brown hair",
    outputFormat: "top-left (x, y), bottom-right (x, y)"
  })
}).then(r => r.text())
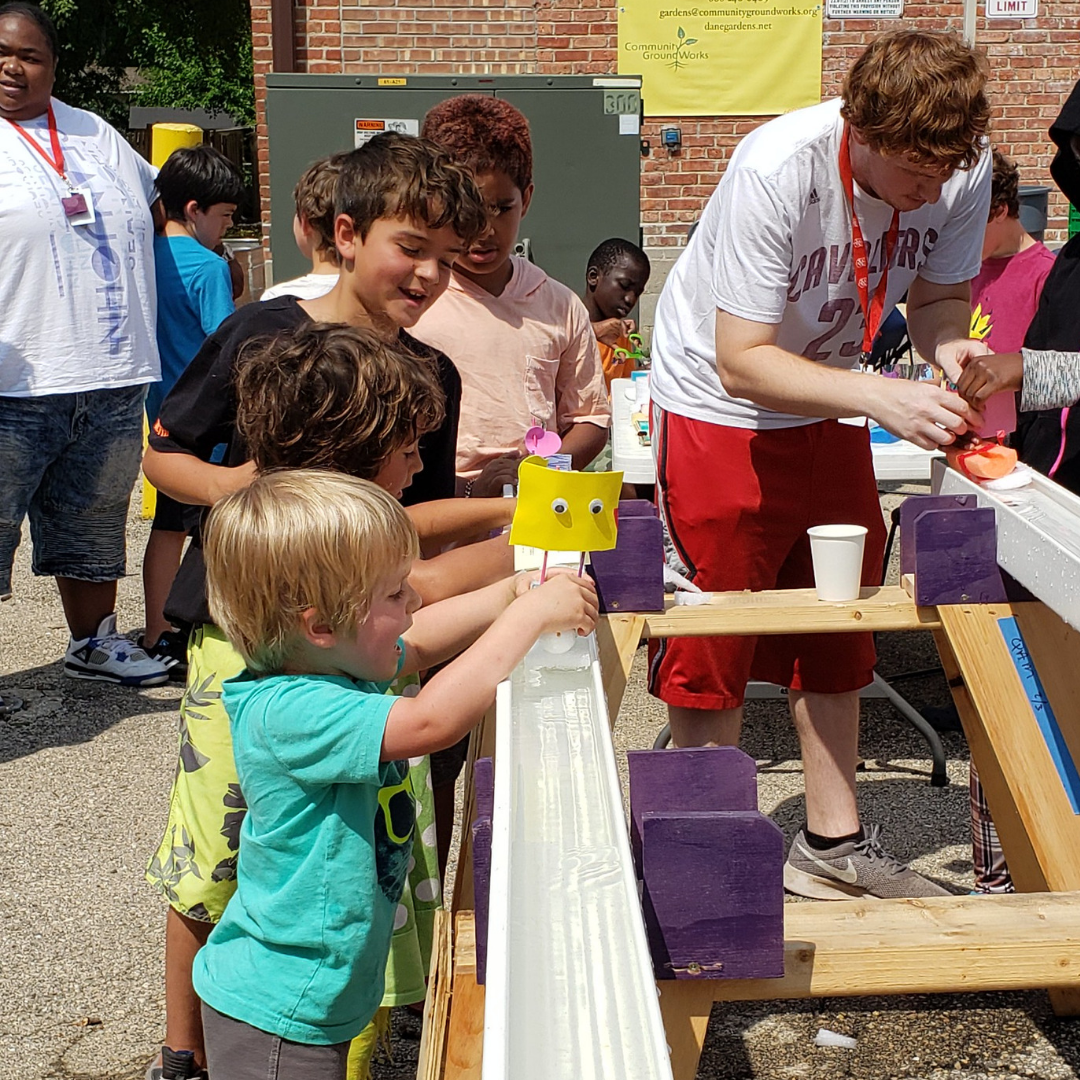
top-left (421, 95), bottom-right (533, 194)
top-left (234, 323), bottom-right (445, 481)
top-left (336, 132), bottom-right (488, 245)
top-left (841, 30), bottom-right (990, 171)
top-left (293, 154), bottom-right (347, 266)
top-left (989, 149), bottom-right (1020, 219)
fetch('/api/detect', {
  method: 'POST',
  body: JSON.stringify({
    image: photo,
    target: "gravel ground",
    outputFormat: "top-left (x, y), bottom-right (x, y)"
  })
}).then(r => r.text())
top-left (1, 485), bottom-right (1078, 1080)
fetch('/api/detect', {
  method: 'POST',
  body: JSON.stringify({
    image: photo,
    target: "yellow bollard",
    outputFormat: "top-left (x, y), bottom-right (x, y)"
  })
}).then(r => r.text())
top-left (150, 122), bottom-right (202, 168)
top-left (142, 123), bottom-right (203, 517)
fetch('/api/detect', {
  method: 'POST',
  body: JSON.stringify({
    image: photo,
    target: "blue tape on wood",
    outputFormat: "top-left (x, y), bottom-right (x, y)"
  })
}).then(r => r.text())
top-left (998, 616), bottom-right (1080, 814)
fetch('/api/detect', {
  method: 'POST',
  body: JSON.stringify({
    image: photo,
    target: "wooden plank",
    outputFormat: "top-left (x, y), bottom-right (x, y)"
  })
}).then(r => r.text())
top-left (932, 628), bottom-right (1044, 891)
top-left (936, 603), bottom-right (1080, 894)
top-left (1012, 603), bottom-right (1080, 781)
top-left (445, 913), bottom-right (485, 1080)
top-left (596, 613), bottom-right (646, 725)
top-left (678, 891), bottom-right (1080, 1003)
top-left (417, 906), bottom-right (452, 1080)
top-left (658, 979), bottom-right (713, 1080)
top-left (937, 602), bottom-right (1080, 1016)
top-left (640, 585), bottom-right (939, 639)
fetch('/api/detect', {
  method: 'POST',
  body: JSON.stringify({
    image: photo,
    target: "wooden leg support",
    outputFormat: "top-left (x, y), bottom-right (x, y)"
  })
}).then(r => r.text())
top-left (934, 604), bottom-right (1080, 1017)
top-left (658, 980), bottom-right (714, 1080)
top-left (445, 914), bottom-right (485, 1080)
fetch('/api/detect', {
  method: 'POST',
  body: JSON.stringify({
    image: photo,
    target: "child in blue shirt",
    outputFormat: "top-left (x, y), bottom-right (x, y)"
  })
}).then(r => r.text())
top-left (143, 145), bottom-right (245, 670)
top-left (193, 469), bottom-right (597, 1077)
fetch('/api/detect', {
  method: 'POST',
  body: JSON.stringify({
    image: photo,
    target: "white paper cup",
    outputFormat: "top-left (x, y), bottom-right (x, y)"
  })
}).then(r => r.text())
top-left (806, 525), bottom-right (867, 602)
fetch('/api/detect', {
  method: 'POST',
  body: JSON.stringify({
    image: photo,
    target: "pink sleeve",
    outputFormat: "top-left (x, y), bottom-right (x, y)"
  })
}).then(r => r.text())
top-left (555, 295), bottom-right (612, 432)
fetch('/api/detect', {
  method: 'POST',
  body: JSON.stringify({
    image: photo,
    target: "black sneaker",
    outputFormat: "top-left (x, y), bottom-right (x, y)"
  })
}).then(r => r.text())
top-left (784, 824), bottom-right (951, 900)
top-left (143, 631), bottom-right (189, 683)
top-left (145, 1046), bottom-right (207, 1080)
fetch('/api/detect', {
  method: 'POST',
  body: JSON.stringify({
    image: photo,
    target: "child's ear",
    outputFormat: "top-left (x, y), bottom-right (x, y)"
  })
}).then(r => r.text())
top-left (334, 213), bottom-right (358, 264)
top-left (299, 607), bottom-right (337, 650)
top-left (184, 199), bottom-right (201, 225)
top-left (520, 182), bottom-right (535, 219)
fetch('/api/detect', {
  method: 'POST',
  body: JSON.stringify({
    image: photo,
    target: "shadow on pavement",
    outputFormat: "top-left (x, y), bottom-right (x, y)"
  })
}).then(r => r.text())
top-left (0, 658), bottom-right (179, 765)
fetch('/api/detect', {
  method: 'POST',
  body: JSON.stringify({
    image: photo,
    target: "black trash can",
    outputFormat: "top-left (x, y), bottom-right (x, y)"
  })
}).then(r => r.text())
top-left (1018, 184), bottom-right (1051, 241)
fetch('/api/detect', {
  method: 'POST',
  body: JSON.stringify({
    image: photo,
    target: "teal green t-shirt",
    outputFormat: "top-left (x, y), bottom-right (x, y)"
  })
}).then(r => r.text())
top-left (191, 666), bottom-right (415, 1045)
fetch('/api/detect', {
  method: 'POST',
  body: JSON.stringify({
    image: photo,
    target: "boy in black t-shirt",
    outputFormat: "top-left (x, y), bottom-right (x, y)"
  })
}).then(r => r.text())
top-left (141, 133), bottom-right (496, 1080)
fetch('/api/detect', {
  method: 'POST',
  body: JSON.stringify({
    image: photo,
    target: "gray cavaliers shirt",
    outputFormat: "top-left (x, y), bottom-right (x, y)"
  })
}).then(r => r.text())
top-left (650, 98), bottom-right (991, 430)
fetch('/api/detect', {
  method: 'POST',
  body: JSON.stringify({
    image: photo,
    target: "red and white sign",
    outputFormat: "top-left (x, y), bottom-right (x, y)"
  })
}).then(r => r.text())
top-left (986, 0), bottom-right (1037, 17)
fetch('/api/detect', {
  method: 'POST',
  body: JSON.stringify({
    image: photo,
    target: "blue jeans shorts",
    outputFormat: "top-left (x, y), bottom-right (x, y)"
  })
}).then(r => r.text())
top-left (0, 385), bottom-right (146, 598)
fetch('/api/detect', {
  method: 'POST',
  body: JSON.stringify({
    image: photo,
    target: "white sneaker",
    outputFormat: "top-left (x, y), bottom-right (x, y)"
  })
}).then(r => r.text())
top-left (64, 613), bottom-right (172, 686)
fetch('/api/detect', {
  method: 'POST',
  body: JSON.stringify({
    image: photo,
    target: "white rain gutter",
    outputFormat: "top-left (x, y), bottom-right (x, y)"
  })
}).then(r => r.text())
top-left (934, 460), bottom-right (1080, 630)
top-left (483, 632), bottom-right (673, 1080)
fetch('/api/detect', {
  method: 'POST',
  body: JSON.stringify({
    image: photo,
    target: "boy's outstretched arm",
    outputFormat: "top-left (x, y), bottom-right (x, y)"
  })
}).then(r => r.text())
top-left (407, 534), bottom-right (515, 604)
top-left (382, 574), bottom-right (599, 760)
top-left (143, 447), bottom-right (256, 507)
top-left (559, 422), bottom-right (609, 470)
top-left (405, 497), bottom-right (515, 546)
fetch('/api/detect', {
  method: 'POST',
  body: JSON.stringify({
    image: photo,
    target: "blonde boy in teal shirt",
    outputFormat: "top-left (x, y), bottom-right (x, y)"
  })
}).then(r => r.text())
top-left (193, 470), bottom-right (597, 1076)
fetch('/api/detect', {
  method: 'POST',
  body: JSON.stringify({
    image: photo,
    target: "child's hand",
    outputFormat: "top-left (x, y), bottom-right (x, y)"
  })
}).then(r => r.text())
top-left (516, 573), bottom-right (599, 638)
top-left (593, 317), bottom-right (627, 347)
top-left (471, 454), bottom-right (522, 498)
top-left (956, 352), bottom-right (1024, 405)
top-left (511, 564), bottom-right (582, 598)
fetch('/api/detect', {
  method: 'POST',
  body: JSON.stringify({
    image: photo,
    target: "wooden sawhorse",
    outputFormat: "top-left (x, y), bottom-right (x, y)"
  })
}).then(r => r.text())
top-left (423, 585), bottom-right (1080, 1080)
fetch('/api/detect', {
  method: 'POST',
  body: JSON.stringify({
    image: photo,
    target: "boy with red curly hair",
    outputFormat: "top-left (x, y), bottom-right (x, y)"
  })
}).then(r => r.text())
top-left (415, 95), bottom-right (610, 497)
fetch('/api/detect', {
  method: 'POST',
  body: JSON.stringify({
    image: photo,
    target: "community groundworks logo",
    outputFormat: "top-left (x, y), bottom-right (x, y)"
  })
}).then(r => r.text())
top-left (622, 24), bottom-right (710, 70)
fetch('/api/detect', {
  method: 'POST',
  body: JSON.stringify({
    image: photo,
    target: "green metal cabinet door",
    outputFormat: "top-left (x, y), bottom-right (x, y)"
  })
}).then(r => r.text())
top-left (265, 86), bottom-right (496, 282)
top-left (497, 89), bottom-right (641, 292)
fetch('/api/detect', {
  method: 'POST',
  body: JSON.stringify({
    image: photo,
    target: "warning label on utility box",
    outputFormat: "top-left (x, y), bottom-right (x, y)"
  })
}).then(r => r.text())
top-left (354, 118), bottom-right (420, 148)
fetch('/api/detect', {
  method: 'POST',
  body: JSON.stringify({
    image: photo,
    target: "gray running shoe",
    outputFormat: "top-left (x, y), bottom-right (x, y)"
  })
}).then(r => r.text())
top-left (784, 823), bottom-right (951, 900)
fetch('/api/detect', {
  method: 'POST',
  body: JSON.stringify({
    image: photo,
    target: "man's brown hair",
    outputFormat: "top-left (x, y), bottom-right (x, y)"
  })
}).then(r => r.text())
top-left (293, 154), bottom-right (347, 266)
top-left (841, 30), bottom-right (990, 171)
top-left (335, 131), bottom-right (488, 244)
top-left (989, 149), bottom-right (1021, 219)
top-left (421, 95), bottom-right (533, 195)
top-left (234, 323), bottom-right (445, 480)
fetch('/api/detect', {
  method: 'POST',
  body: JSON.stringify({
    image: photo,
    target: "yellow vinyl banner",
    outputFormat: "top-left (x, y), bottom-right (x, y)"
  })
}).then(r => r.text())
top-left (618, 0), bottom-right (823, 116)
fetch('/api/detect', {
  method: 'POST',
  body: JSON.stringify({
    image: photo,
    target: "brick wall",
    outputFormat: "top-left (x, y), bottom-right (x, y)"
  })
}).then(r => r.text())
top-left (252, 0), bottom-right (1078, 296)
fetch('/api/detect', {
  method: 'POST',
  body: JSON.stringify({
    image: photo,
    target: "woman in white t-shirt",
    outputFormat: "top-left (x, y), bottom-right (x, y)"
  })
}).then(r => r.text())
top-left (0, 0), bottom-right (171, 695)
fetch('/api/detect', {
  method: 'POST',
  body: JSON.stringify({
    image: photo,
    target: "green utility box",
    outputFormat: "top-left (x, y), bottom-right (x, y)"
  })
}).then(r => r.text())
top-left (264, 74), bottom-right (643, 290)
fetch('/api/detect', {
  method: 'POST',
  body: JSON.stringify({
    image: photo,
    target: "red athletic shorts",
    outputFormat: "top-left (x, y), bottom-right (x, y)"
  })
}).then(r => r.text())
top-left (648, 408), bottom-right (887, 710)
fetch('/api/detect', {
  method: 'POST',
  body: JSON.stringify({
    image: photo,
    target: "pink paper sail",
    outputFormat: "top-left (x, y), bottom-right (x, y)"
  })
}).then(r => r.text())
top-left (524, 426), bottom-right (563, 457)
top-left (509, 455), bottom-right (623, 552)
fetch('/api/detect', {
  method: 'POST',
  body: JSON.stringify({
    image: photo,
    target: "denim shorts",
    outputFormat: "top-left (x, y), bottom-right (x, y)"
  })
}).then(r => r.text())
top-left (0, 385), bottom-right (146, 598)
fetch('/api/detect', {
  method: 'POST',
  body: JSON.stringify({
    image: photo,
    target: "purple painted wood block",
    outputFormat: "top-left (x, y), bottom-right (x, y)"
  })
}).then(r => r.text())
top-left (474, 756), bottom-right (494, 820)
top-left (642, 811), bottom-right (785, 980)
top-left (899, 493), bottom-right (976, 577)
top-left (913, 506), bottom-right (1008, 605)
top-left (472, 818), bottom-right (491, 985)
top-left (618, 499), bottom-right (658, 519)
top-left (588, 513), bottom-right (665, 614)
top-left (472, 756), bottom-right (493, 985)
top-left (627, 746), bottom-right (758, 877)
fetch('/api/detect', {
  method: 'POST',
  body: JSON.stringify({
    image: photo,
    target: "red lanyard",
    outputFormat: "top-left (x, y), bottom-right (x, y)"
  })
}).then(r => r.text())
top-left (838, 124), bottom-right (900, 361)
top-left (5, 103), bottom-right (67, 185)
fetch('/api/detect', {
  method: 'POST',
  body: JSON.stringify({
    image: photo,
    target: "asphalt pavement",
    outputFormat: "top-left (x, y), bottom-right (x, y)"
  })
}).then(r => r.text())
top-left (1, 487), bottom-right (1078, 1079)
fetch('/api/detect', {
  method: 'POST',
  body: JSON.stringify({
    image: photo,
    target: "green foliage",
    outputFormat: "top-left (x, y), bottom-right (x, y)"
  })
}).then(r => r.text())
top-left (37, 0), bottom-right (254, 129)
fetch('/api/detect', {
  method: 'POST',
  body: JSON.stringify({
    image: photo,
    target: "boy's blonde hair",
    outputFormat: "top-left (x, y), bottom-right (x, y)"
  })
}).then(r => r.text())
top-left (204, 470), bottom-right (420, 675)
